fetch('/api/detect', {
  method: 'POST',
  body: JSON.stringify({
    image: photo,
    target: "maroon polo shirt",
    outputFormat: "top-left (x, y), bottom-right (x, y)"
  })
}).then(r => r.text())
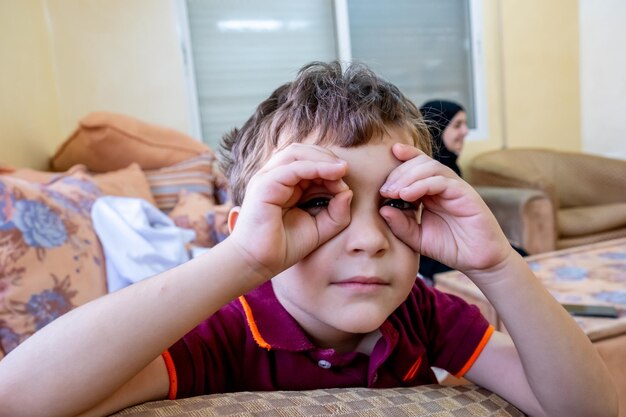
top-left (163, 278), bottom-right (493, 399)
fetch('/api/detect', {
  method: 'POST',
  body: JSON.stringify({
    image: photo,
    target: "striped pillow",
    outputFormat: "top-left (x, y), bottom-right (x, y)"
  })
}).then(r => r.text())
top-left (144, 153), bottom-right (216, 212)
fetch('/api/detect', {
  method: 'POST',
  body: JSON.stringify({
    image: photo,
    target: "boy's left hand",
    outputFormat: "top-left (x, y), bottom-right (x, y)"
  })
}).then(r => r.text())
top-left (380, 143), bottom-right (512, 276)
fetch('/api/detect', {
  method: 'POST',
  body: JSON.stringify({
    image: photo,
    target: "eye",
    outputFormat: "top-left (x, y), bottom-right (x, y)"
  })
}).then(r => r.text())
top-left (383, 198), bottom-right (417, 211)
top-left (298, 196), bottom-right (331, 216)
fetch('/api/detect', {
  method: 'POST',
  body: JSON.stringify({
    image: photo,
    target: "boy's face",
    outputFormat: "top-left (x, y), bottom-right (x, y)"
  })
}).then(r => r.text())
top-left (272, 127), bottom-right (421, 350)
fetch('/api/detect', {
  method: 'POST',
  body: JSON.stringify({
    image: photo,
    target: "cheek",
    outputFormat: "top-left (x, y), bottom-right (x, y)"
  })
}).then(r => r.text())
top-left (395, 242), bottom-right (420, 271)
top-left (289, 252), bottom-right (334, 286)
top-left (442, 129), bottom-right (458, 147)
top-left (396, 252), bottom-right (420, 295)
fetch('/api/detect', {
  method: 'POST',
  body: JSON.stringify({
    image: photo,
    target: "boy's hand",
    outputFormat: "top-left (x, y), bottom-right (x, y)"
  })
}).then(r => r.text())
top-left (380, 143), bottom-right (512, 276)
top-left (229, 143), bottom-right (352, 280)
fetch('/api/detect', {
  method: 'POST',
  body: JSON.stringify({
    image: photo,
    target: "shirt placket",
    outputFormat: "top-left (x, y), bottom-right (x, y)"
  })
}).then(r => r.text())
top-left (367, 322), bottom-right (399, 387)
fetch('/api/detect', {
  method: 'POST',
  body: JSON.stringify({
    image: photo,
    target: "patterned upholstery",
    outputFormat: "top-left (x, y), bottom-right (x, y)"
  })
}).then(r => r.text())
top-left (110, 385), bottom-right (524, 416)
top-left (0, 166), bottom-right (108, 357)
top-left (436, 239), bottom-right (626, 416)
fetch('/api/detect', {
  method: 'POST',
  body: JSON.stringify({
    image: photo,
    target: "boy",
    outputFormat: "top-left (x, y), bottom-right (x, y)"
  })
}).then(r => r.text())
top-left (0, 62), bottom-right (617, 417)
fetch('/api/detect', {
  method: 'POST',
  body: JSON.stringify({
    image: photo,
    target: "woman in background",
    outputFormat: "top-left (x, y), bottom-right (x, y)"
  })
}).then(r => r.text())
top-left (418, 99), bottom-right (526, 283)
top-left (418, 100), bottom-right (469, 282)
top-left (419, 100), bottom-right (468, 177)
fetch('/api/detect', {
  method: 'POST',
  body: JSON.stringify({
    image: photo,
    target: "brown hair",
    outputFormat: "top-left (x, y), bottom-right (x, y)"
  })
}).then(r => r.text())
top-left (219, 61), bottom-right (431, 206)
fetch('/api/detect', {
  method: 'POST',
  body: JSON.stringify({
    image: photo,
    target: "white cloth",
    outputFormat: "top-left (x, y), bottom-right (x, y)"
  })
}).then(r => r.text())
top-left (91, 196), bottom-right (195, 292)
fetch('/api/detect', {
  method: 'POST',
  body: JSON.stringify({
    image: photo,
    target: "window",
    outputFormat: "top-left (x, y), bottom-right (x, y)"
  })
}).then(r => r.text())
top-left (178, 0), bottom-right (486, 148)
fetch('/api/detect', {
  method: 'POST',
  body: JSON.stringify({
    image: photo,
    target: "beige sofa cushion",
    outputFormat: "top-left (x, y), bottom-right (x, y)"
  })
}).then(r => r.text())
top-left (470, 148), bottom-right (626, 251)
top-left (558, 203), bottom-right (626, 237)
top-left (470, 149), bottom-right (626, 209)
top-left (51, 112), bottom-right (210, 172)
top-left (92, 163), bottom-right (156, 206)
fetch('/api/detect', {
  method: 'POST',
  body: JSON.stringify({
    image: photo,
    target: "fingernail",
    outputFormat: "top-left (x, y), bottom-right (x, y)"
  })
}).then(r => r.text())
top-left (381, 183), bottom-right (395, 193)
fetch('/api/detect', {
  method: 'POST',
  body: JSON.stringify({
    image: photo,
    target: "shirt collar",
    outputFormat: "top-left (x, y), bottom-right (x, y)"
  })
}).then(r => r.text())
top-left (238, 281), bottom-right (315, 351)
top-left (238, 281), bottom-right (401, 356)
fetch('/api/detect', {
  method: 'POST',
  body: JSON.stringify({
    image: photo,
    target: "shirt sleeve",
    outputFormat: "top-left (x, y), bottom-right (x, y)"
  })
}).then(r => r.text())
top-left (411, 279), bottom-right (493, 377)
top-left (163, 303), bottom-right (246, 398)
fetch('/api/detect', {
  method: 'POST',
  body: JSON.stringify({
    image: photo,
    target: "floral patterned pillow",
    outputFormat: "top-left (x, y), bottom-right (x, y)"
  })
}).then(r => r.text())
top-left (0, 166), bottom-right (107, 357)
top-left (168, 190), bottom-right (230, 248)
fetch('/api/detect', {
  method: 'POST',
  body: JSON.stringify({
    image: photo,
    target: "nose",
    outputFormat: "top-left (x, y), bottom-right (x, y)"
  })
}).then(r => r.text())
top-left (344, 208), bottom-right (390, 256)
top-left (461, 123), bottom-right (469, 138)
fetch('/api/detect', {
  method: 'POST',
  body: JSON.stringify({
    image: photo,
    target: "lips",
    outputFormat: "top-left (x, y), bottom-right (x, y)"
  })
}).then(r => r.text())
top-left (334, 276), bottom-right (388, 285)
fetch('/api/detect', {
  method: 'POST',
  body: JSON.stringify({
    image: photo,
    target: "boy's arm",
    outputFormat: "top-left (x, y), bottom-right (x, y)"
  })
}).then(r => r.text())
top-left (0, 241), bottom-right (271, 417)
top-left (463, 253), bottom-right (618, 417)
top-left (77, 356), bottom-right (169, 417)
top-left (0, 144), bottom-right (352, 417)
top-left (381, 143), bottom-right (618, 417)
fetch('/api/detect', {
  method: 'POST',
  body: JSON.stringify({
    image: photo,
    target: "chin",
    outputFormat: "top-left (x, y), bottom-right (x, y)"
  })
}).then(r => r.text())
top-left (337, 310), bottom-right (389, 334)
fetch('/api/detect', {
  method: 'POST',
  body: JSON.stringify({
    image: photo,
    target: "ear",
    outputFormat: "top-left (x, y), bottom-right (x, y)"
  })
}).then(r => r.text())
top-left (228, 206), bottom-right (241, 233)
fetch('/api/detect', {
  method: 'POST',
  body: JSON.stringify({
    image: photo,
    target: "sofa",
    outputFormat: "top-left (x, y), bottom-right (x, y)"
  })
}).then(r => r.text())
top-left (474, 186), bottom-right (554, 255)
top-left (470, 148), bottom-right (626, 254)
top-left (0, 112), bottom-right (523, 416)
top-left (109, 385), bottom-right (524, 416)
top-left (0, 112), bottom-right (230, 359)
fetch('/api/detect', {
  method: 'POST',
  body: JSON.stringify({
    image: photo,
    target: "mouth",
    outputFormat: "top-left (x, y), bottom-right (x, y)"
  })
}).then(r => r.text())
top-left (332, 276), bottom-right (389, 291)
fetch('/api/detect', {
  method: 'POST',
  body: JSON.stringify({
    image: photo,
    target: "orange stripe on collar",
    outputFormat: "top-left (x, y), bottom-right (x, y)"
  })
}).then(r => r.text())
top-left (239, 295), bottom-right (272, 350)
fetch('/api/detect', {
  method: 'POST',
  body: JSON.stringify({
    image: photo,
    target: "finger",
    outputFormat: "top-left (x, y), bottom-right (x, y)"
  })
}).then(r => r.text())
top-left (292, 177), bottom-right (349, 194)
top-left (381, 157), bottom-right (440, 196)
top-left (261, 143), bottom-right (345, 172)
top-left (382, 155), bottom-right (460, 199)
top-left (322, 178), bottom-right (351, 195)
top-left (280, 177), bottom-right (351, 209)
top-left (265, 160), bottom-right (348, 188)
top-left (379, 206), bottom-right (422, 252)
top-left (415, 210), bottom-right (455, 261)
top-left (391, 142), bottom-right (425, 162)
top-left (315, 189), bottom-right (353, 245)
top-left (396, 175), bottom-right (464, 203)
top-left (253, 160), bottom-right (349, 206)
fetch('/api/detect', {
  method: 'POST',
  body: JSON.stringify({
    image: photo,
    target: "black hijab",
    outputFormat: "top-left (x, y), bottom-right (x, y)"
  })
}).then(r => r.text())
top-left (420, 100), bottom-right (465, 177)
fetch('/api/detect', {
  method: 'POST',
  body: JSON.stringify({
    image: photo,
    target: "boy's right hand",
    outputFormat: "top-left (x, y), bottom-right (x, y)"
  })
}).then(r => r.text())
top-left (228, 143), bottom-right (353, 281)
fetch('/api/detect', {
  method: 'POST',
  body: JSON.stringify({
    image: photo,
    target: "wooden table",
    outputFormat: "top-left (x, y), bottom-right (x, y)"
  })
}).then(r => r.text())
top-left (435, 238), bottom-right (626, 416)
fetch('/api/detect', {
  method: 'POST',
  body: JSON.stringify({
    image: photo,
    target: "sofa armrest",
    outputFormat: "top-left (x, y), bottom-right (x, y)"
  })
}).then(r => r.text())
top-left (475, 186), bottom-right (556, 255)
top-left (110, 385), bottom-right (524, 416)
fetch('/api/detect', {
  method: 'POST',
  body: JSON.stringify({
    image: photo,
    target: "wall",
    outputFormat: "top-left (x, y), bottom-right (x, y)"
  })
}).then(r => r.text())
top-left (579, 0), bottom-right (626, 160)
top-left (0, 0), bottom-right (190, 170)
top-left (45, 0), bottom-right (190, 139)
top-left (0, 0), bottom-right (589, 170)
top-left (461, 0), bottom-right (582, 170)
top-left (500, 0), bottom-right (581, 151)
top-left (0, 0), bottom-right (62, 169)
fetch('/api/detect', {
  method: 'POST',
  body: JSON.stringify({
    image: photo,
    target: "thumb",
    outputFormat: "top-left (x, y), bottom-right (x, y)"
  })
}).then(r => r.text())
top-left (316, 190), bottom-right (353, 245)
top-left (380, 206), bottom-right (422, 252)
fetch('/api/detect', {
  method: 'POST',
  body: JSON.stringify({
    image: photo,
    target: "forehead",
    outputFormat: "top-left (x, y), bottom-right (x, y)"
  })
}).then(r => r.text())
top-left (326, 126), bottom-right (413, 186)
top-left (450, 111), bottom-right (467, 122)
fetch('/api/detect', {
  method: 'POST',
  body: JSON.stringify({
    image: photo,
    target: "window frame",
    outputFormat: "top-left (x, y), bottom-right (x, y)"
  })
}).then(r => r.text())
top-left (175, 0), bottom-right (203, 140)
top-left (176, 0), bottom-right (488, 143)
